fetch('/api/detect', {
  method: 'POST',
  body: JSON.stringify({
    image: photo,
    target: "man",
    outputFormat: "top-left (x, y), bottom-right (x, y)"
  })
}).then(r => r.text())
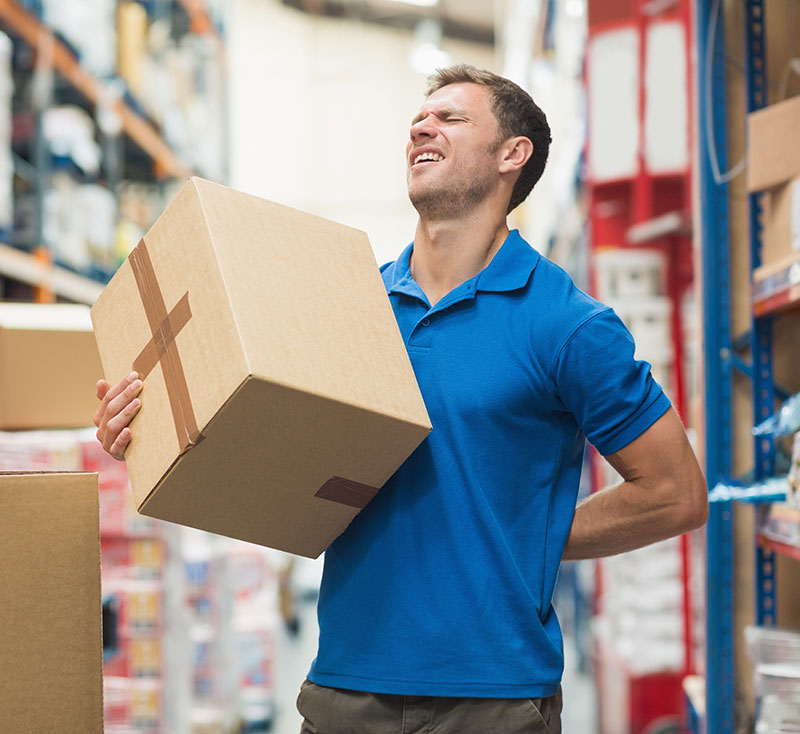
top-left (95, 65), bottom-right (708, 733)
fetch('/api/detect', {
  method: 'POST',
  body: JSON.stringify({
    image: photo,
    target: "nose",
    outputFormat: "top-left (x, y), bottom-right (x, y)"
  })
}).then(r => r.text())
top-left (410, 114), bottom-right (437, 144)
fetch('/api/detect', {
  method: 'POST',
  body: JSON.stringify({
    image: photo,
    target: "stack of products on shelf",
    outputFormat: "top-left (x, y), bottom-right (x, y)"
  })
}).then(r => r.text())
top-left (591, 246), bottom-right (688, 719)
top-left (116, 0), bottom-right (225, 179)
top-left (39, 0), bottom-right (117, 77)
top-left (593, 247), bottom-right (673, 398)
top-left (745, 626), bottom-right (800, 733)
top-left (789, 432), bottom-right (800, 507)
top-left (180, 530), bottom-right (279, 733)
top-left (594, 537), bottom-right (684, 674)
top-left (4, 1), bottom-right (226, 287)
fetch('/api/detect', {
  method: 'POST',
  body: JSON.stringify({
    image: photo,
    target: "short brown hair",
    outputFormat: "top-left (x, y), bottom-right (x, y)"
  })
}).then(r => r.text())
top-left (426, 65), bottom-right (551, 214)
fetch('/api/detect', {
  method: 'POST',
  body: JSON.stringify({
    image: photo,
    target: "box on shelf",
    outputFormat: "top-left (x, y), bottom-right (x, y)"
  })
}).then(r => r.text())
top-left (104, 634), bottom-right (162, 679)
top-left (592, 247), bottom-right (666, 301)
top-left (0, 303), bottom-right (103, 429)
top-left (0, 471), bottom-right (103, 733)
top-left (752, 250), bottom-right (800, 311)
top-left (91, 178), bottom-right (431, 558)
top-left (748, 96), bottom-right (800, 270)
top-left (748, 95), bottom-right (800, 192)
top-left (760, 175), bottom-right (800, 266)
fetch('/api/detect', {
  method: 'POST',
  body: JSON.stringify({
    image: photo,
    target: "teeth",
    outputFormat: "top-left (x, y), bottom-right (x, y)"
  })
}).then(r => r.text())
top-left (414, 152), bottom-right (443, 165)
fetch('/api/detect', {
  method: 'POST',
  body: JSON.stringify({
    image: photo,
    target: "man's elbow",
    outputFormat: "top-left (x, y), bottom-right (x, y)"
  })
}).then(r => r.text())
top-left (676, 473), bottom-right (709, 532)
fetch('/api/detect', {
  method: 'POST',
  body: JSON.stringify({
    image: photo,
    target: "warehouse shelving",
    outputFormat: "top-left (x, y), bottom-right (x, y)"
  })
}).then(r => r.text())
top-left (755, 495), bottom-right (800, 565)
top-left (0, 241), bottom-right (103, 303)
top-left (0, 1), bottom-right (193, 180)
top-left (752, 261), bottom-right (800, 316)
top-left (0, 0), bottom-right (226, 302)
top-left (696, 0), bottom-right (800, 731)
top-left (585, 1), bottom-right (700, 730)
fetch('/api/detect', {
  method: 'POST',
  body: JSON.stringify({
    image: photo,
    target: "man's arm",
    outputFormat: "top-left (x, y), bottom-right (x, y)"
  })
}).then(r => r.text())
top-left (562, 407), bottom-right (708, 561)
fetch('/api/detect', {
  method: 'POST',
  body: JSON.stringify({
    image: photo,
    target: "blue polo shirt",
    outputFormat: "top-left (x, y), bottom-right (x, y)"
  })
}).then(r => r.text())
top-left (308, 229), bottom-right (670, 698)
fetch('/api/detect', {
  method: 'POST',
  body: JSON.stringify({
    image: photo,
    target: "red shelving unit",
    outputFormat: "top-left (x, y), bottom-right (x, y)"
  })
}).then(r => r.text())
top-left (585, 0), bottom-right (699, 730)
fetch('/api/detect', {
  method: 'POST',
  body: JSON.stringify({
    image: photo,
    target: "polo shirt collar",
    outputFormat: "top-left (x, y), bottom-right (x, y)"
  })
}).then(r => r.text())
top-left (386, 229), bottom-right (540, 300)
top-left (475, 229), bottom-right (540, 292)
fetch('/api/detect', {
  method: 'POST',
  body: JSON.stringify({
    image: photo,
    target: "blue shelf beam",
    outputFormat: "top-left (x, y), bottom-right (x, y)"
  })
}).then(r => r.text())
top-left (743, 0), bottom-right (776, 628)
top-left (697, 0), bottom-right (736, 730)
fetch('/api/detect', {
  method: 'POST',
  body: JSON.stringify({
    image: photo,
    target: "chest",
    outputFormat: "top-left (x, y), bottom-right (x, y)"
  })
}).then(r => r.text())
top-left (391, 292), bottom-right (564, 426)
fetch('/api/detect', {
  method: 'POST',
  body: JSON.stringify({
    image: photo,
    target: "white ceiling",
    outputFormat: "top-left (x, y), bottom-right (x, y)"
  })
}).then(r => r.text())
top-left (303, 0), bottom-right (499, 42)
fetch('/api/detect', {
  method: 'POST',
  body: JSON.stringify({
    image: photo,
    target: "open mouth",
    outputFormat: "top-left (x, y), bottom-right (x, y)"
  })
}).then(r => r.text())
top-left (412, 152), bottom-right (444, 166)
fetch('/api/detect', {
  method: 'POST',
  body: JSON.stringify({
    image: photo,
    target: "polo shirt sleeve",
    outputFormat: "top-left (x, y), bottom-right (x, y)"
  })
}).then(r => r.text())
top-left (552, 308), bottom-right (671, 456)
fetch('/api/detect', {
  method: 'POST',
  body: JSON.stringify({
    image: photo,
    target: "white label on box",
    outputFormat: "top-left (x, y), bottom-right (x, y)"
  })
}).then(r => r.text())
top-left (791, 179), bottom-right (800, 251)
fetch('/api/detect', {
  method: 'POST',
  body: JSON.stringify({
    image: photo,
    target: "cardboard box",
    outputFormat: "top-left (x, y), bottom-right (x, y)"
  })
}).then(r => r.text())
top-left (752, 250), bottom-right (800, 314)
top-left (748, 95), bottom-right (800, 192)
top-left (0, 471), bottom-right (103, 733)
top-left (91, 178), bottom-right (431, 558)
top-left (761, 175), bottom-right (800, 266)
top-left (748, 96), bottom-right (800, 269)
top-left (0, 303), bottom-right (103, 429)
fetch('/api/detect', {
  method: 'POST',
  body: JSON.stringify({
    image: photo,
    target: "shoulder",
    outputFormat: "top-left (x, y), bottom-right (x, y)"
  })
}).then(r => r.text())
top-left (526, 254), bottom-right (610, 341)
top-left (379, 259), bottom-right (397, 290)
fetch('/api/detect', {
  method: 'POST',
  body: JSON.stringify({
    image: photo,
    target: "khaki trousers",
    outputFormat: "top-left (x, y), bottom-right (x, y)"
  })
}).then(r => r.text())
top-left (297, 679), bottom-right (563, 734)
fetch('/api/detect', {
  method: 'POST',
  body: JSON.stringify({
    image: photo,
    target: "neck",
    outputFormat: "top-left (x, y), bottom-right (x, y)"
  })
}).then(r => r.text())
top-left (410, 199), bottom-right (510, 306)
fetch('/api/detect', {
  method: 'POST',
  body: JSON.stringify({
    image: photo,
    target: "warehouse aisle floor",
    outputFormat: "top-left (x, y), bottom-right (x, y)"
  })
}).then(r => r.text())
top-left (271, 597), bottom-right (597, 733)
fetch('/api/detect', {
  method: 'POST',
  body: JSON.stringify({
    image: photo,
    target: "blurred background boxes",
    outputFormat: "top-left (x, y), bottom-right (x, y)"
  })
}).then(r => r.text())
top-left (0, 302), bottom-right (102, 429)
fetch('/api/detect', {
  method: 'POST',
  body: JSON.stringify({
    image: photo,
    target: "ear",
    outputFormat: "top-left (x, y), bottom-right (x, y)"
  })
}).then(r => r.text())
top-left (498, 136), bottom-right (533, 174)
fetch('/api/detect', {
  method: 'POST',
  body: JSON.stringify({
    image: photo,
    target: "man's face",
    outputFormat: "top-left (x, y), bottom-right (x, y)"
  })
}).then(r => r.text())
top-left (406, 82), bottom-right (504, 219)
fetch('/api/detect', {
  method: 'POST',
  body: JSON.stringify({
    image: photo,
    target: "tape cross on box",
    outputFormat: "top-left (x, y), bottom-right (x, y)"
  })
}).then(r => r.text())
top-left (130, 239), bottom-right (202, 453)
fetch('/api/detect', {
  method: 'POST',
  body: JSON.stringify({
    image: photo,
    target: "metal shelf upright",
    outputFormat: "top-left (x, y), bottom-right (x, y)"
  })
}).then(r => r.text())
top-left (696, 0), bottom-right (735, 729)
top-left (697, 0), bottom-right (775, 731)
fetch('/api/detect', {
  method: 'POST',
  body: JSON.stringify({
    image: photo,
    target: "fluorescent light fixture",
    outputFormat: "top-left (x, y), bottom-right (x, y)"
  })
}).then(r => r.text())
top-left (410, 43), bottom-right (451, 74)
top-left (388, 0), bottom-right (439, 7)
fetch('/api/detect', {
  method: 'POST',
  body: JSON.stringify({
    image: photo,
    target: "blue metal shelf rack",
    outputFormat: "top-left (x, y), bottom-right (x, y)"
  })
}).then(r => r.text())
top-left (697, 0), bottom-right (774, 731)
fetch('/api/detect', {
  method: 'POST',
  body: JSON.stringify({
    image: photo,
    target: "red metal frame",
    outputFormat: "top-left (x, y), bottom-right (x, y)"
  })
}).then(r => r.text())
top-left (586, 0), bottom-right (697, 730)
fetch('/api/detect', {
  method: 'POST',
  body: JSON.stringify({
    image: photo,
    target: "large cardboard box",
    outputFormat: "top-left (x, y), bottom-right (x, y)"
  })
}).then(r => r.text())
top-left (91, 178), bottom-right (431, 558)
top-left (747, 95), bottom-right (800, 192)
top-left (0, 471), bottom-right (103, 733)
top-left (748, 97), bottom-right (800, 270)
top-left (0, 303), bottom-right (103, 429)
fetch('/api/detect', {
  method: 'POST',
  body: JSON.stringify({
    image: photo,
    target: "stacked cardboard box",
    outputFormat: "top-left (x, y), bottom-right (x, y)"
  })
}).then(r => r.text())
top-left (748, 95), bottom-right (800, 306)
top-left (0, 303), bottom-right (103, 430)
top-left (0, 471), bottom-right (104, 733)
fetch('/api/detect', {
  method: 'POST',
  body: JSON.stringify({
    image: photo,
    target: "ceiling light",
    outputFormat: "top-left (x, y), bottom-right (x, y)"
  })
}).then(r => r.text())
top-left (388, 0), bottom-right (440, 6)
top-left (410, 43), bottom-right (451, 74)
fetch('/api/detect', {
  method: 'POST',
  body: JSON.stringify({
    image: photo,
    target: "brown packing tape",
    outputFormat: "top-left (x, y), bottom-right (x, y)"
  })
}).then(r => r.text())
top-left (130, 239), bottom-right (201, 452)
top-left (315, 476), bottom-right (380, 509)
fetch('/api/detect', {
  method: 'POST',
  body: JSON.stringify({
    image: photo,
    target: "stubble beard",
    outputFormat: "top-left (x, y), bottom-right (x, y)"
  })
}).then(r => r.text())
top-left (408, 172), bottom-right (495, 221)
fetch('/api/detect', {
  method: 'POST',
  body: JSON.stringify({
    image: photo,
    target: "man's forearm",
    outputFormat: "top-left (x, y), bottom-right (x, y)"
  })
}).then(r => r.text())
top-left (562, 478), bottom-right (706, 561)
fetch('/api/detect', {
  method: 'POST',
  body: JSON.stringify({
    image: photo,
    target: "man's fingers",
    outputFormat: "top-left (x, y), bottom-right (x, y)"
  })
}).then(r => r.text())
top-left (103, 381), bottom-right (143, 429)
top-left (102, 397), bottom-right (142, 448)
top-left (94, 370), bottom-right (143, 456)
top-left (97, 378), bottom-right (143, 433)
top-left (94, 380), bottom-right (111, 426)
top-left (99, 372), bottom-right (140, 411)
top-left (108, 427), bottom-right (133, 461)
